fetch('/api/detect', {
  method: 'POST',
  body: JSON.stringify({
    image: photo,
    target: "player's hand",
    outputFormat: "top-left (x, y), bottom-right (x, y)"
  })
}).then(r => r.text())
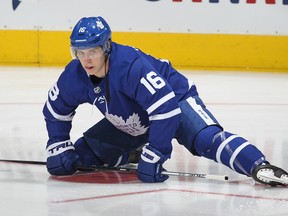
top-left (46, 141), bottom-right (81, 176)
top-left (137, 145), bottom-right (169, 183)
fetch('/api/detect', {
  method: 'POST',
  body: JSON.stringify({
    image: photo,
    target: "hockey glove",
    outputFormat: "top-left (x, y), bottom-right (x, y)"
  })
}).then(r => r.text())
top-left (137, 145), bottom-right (169, 183)
top-left (46, 140), bottom-right (81, 176)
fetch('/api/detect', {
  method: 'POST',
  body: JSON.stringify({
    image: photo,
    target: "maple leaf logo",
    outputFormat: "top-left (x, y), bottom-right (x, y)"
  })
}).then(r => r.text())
top-left (105, 112), bottom-right (148, 136)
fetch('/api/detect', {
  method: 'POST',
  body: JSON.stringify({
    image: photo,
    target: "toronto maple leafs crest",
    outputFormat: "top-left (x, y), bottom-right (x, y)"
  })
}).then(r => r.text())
top-left (105, 112), bottom-right (148, 136)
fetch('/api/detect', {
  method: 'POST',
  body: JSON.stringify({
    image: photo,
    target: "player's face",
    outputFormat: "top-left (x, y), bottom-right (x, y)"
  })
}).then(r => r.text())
top-left (76, 47), bottom-right (107, 77)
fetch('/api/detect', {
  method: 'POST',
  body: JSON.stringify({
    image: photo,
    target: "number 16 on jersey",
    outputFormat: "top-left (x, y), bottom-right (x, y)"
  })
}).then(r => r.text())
top-left (140, 71), bottom-right (166, 95)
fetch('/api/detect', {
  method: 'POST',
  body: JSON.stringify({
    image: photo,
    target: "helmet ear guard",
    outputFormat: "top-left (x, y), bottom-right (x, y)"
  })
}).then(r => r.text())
top-left (104, 39), bottom-right (112, 55)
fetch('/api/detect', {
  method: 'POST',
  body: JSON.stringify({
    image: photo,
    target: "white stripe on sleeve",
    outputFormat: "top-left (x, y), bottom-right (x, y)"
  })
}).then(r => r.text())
top-left (46, 100), bottom-right (74, 121)
top-left (149, 108), bottom-right (181, 121)
top-left (146, 92), bottom-right (175, 114)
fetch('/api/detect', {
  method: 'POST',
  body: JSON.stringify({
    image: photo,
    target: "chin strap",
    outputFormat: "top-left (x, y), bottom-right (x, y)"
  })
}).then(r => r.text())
top-left (104, 55), bottom-right (111, 103)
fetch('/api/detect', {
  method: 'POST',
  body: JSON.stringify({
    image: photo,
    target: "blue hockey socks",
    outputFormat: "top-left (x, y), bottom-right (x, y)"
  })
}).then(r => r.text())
top-left (194, 126), bottom-right (266, 175)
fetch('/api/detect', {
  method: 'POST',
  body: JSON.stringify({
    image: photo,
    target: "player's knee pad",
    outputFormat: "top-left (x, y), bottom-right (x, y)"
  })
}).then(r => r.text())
top-left (194, 125), bottom-right (222, 159)
top-left (194, 126), bottom-right (266, 175)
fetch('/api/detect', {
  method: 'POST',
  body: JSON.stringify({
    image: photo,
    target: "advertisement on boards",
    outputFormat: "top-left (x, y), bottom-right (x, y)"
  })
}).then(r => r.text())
top-left (1, 0), bottom-right (288, 35)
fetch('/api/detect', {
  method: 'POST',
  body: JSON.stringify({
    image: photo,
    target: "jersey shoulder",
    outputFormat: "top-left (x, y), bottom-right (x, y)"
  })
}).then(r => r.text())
top-left (109, 43), bottom-right (140, 82)
top-left (110, 43), bottom-right (139, 65)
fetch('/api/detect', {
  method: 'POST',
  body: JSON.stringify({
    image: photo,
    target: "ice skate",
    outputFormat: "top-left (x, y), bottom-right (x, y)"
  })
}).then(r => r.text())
top-left (252, 164), bottom-right (288, 186)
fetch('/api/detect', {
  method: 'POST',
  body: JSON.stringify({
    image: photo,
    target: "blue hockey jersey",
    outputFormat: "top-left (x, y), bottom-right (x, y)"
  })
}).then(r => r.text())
top-left (43, 42), bottom-right (196, 156)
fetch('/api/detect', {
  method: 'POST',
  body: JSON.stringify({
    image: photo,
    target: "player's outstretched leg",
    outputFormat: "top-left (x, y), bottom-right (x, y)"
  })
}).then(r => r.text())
top-left (193, 125), bottom-right (288, 186)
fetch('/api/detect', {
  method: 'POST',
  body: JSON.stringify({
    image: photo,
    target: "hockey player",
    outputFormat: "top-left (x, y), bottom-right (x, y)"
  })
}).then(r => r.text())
top-left (43, 16), bottom-right (287, 186)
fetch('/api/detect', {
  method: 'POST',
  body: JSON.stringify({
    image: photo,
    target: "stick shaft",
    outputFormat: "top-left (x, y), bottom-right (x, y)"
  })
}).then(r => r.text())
top-left (162, 170), bottom-right (228, 181)
top-left (0, 159), bottom-right (135, 171)
top-left (0, 159), bottom-right (46, 165)
top-left (78, 165), bottom-right (229, 181)
top-left (76, 165), bottom-right (137, 172)
top-left (0, 159), bottom-right (228, 181)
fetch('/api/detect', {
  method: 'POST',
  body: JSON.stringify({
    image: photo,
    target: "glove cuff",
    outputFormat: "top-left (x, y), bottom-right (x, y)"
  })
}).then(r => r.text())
top-left (46, 140), bottom-right (75, 157)
top-left (141, 145), bottom-right (167, 164)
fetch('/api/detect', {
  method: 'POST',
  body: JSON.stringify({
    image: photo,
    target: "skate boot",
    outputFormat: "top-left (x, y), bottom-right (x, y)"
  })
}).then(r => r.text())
top-left (252, 164), bottom-right (288, 186)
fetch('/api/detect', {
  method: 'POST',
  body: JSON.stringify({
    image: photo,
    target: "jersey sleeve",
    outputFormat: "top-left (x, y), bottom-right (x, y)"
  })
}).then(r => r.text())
top-left (42, 70), bottom-right (81, 147)
top-left (124, 57), bottom-right (181, 157)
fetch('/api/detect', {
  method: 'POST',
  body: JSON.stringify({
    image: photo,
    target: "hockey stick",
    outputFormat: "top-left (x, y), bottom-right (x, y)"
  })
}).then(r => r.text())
top-left (74, 165), bottom-right (229, 181)
top-left (0, 159), bottom-right (46, 165)
top-left (0, 159), bottom-right (229, 181)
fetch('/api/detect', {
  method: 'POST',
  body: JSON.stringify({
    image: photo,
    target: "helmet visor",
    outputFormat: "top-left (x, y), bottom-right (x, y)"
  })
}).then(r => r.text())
top-left (70, 46), bottom-right (104, 60)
